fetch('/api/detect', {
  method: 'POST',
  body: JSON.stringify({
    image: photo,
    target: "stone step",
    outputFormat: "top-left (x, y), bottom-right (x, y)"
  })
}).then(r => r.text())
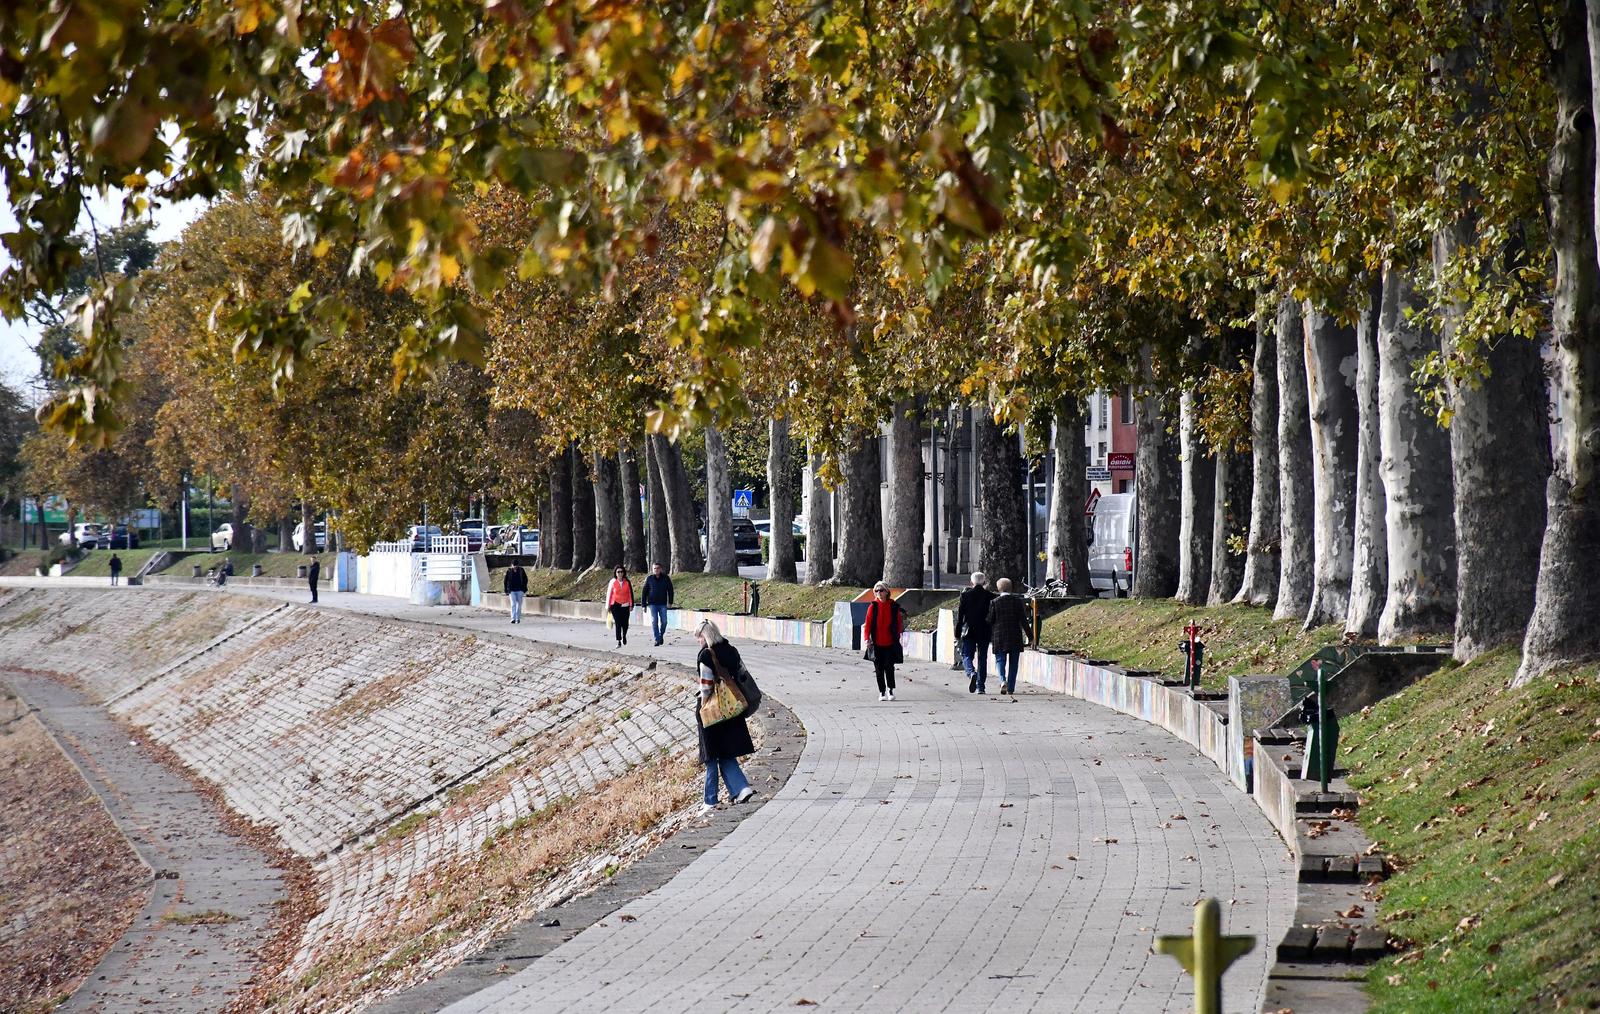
top-left (1277, 923), bottom-right (1390, 964)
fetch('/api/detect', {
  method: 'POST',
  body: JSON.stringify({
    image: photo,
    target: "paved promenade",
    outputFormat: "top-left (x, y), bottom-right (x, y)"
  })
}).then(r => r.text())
top-left (239, 589), bottom-right (1294, 1014)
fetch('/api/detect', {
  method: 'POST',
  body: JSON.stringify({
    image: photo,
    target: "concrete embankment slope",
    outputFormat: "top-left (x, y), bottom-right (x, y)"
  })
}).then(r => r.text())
top-left (0, 588), bottom-right (709, 1012)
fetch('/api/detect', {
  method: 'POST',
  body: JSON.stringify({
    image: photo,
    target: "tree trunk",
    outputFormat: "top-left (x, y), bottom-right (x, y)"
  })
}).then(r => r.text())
top-left (1345, 275), bottom-right (1388, 637)
top-left (975, 409), bottom-right (1027, 586)
top-left (767, 417), bottom-right (799, 582)
top-left (833, 429), bottom-right (885, 586)
top-left (230, 493), bottom-right (253, 557)
top-left (1301, 303), bottom-right (1359, 628)
top-left (1518, 0), bottom-right (1600, 684)
top-left (1208, 445), bottom-right (1251, 605)
top-left (1175, 389), bottom-right (1215, 604)
top-left (571, 447), bottom-right (595, 569)
top-left (652, 435), bottom-right (704, 573)
top-left (280, 514), bottom-right (292, 552)
top-left (1274, 298), bottom-right (1316, 621)
top-left (548, 453), bottom-right (573, 568)
top-left (644, 437), bottom-right (671, 571)
top-left (1235, 307), bottom-right (1281, 606)
top-left (1047, 398), bottom-right (1094, 594)
top-left (535, 491), bottom-right (550, 567)
top-left (1377, 267), bottom-right (1457, 642)
top-left (592, 451), bottom-right (624, 571)
top-left (1133, 383), bottom-right (1181, 598)
top-left (621, 441), bottom-right (647, 573)
top-left (703, 425), bottom-right (738, 575)
top-left (883, 400), bottom-right (925, 587)
top-left (805, 443), bottom-right (834, 584)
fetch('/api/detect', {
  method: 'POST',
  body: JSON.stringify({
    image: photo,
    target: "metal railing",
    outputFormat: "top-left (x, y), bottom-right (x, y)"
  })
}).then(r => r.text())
top-left (370, 540), bottom-right (412, 554)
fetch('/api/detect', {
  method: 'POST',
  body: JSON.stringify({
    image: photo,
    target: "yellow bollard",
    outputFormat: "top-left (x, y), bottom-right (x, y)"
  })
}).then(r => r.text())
top-left (1154, 897), bottom-right (1256, 1014)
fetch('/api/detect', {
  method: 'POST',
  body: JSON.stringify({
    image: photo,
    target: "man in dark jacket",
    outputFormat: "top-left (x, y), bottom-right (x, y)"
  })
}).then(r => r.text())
top-left (955, 571), bottom-right (995, 694)
top-left (642, 562), bottom-right (674, 645)
top-left (504, 561), bottom-right (529, 623)
top-left (986, 577), bottom-right (1031, 695)
top-left (108, 553), bottom-right (123, 587)
top-left (307, 555), bottom-right (321, 603)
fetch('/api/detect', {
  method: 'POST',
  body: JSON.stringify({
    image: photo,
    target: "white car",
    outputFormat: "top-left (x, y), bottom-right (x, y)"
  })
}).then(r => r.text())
top-left (60, 522), bottom-right (103, 549)
top-left (211, 522), bottom-right (235, 551)
top-left (293, 520), bottom-right (326, 552)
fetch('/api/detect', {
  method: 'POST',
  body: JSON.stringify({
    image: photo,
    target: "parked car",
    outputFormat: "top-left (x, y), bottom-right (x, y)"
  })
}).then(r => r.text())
top-left (751, 518), bottom-right (804, 539)
top-left (731, 517), bottom-right (762, 566)
top-left (517, 528), bottom-right (540, 556)
top-left (1086, 491), bottom-right (1136, 597)
top-left (103, 524), bottom-right (140, 550)
top-left (60, 522), bottom-right (104, 549)
top-left (211, 522), bottom-right (236, 551)
top-left (407, 524), bottom-right (444, 551)
top-left (293, 520), bottom-right (327, 553)
top-left (458, 517), bottom-right (486, 552)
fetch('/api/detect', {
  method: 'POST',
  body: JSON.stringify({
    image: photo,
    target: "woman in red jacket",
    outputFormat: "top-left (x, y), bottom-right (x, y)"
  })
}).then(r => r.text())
top-left (606, 565), bottom-right (635, 647)
top-left (863, 581), bottom-right (906, 701)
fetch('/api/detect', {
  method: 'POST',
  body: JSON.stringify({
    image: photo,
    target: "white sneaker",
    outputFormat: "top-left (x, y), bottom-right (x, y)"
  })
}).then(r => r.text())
top-left (699, 802), bottom-right (716, 816)
top-left (887, 690), bottom-right (895, 701)
top-left (879, 692), bottom-right (888, 701)
top-left (734, 787), bottom-right (755, 804)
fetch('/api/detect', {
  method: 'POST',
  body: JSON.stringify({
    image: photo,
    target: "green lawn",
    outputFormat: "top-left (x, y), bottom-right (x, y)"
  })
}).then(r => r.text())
top-left (69, 548), bottom-right (165, 577)
top-left (155, 550), bottom-right (336, 578)
top-left (1343, 649), bottom-right (1600, 1011)
top-left (1034, 598), bottom-right (1346, 688)
top-left (498, 568), bottom-right (864, 622)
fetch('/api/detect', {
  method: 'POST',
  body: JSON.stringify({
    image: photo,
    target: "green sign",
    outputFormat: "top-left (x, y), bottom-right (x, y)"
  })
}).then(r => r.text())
top-left (22, 496), bottom-right (68, 525)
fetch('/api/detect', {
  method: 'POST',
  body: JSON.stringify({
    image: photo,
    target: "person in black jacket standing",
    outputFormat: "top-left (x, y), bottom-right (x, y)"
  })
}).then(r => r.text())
top-left (642, 562), bottom-right (674, 645)
top-left (307, 554), bottom-right (321, 603)
top-left (695, 619), bottom-right (756, 813)
top-left (987, 578), bottom-right (1031, 695)
top-left (955, 571), bottom-right (995, 693)
top-left (504, 561), bottom-right (529, 623)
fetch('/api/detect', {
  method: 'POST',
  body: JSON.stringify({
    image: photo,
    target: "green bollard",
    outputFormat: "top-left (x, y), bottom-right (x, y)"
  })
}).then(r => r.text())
top-left (1154, 898), bottom-right (1256, 1014)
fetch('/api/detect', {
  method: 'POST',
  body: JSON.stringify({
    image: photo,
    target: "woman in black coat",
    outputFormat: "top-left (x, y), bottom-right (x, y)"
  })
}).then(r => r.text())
top-left (695, 619), bottom-right (756, 814)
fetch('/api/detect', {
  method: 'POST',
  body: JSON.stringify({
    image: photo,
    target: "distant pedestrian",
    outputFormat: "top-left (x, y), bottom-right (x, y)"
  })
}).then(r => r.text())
top-left (504, 560), bottom-right (529, 623)
top-left (606, 565), bottom-right (635, 647)
top-left (108, 553), bottom-right (123, 587)
top-left (955, 571), bottom-right (994, 694)
top-left (748, 580), bottom-right (761, 616)
top-left (215, 558), bottom-right (230, 587)
top-left (695, 619), bottom-right (756, 814)
top-left (863, 581), bottom-right (906, 701)
top-left (307, 555), bottom-right (321, 604)
top-left (987, 578), bottom-right (1030, 695)
top-left (642, 562), bottom-right (674, 646)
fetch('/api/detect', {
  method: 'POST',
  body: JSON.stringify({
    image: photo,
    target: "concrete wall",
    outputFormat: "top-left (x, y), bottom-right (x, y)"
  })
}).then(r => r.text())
top-left (359, 553), bottom-right (412, 598)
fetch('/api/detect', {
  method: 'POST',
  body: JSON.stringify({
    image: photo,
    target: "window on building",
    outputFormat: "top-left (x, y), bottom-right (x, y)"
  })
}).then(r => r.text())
top-left (1097, 441), bottom-right (1107, 462)
top-left (1120, 388), bottom-right (1133, 425)
top-left (1100, 392), bottom-right (1110, 422)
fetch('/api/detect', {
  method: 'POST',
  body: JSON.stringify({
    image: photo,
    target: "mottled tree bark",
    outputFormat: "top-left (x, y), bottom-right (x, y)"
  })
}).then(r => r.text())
top-left (975, 410), bottom-right (1027, 586)
top-left (1047, 398), bottom-right (1093, 594)
top-left (703, 425), bottom-right (738, 575)
top-left (571, 448), bottom-right (596, 569)
top-left (1208, 445), bottom-right (1251, 605)
top-left (548, 452), bottom-right (573, 569)
top-left (644, 437), bottom-right (672, 570)
top-left (1176, 389), bottom-right (1215, 604)
top-left (834, 430), bottom-right (885, 586)
top-left (1133, 383), bottom-right (1181, 598)
top-left (621, 441), bottom-right (647, 573)
top-left (1235, 308), bottom-right (1281, 606)
top-left (766, 417), bottom-right (799, 582)
top-left (1274, 298), bottom-right (1315, 622)
top-left (1301, 303), bottom-right (1360, 628)
top-left (652, 435), bottom-right (703, 573)
top-left (592, 451), bottom-right (624, 571)
top-left (1377, 268), bottom-right (1457, 642)
top-left (1519, 0), bottom-right (1600, 684)
top-left (883, 401), bottom-right (926, 587)
top-left (1346, 276), bottom-right (1388, 638)
top-left (805, 443), bottom-right (835, 584)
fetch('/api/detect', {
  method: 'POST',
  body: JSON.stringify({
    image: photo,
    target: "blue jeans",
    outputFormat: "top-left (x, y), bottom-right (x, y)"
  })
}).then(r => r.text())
top-left (960, 637), bottom-right (990, 690)
top-left (650, 603), bottom-right (669, 643)
top-left (508, 591), bottom-right (525, 622)
top-left (704, 755), bottom-right (750, 805)
top-left (994, 650), bottom-right (1022, 693)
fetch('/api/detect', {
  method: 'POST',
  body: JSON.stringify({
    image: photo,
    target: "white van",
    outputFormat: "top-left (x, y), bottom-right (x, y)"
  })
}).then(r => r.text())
top-left (1086, 491), bottom-right (1136, 596)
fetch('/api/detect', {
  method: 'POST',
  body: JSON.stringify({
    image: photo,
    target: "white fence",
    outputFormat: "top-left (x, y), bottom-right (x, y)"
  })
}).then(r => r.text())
top-left (359, 552), bottom-right (413, 597)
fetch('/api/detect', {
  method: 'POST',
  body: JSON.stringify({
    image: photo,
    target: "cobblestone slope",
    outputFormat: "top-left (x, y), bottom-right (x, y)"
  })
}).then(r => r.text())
top-left (0, 589), bottom-right (705, 1013)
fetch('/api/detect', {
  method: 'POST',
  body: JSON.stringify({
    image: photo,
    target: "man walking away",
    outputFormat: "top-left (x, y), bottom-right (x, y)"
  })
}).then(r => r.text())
top-left (642, 562), bottom-right (674, 646)
top-left (108, 553), bottom-right (123, 587)
top-left (504, 560), bottom-right (529, 623)
top-left (987, 578), bottom-right (1031, 695)
top-left (955, 571), bottom-right (994, 694)
top-left (307, 555), bottom-right (321, 603)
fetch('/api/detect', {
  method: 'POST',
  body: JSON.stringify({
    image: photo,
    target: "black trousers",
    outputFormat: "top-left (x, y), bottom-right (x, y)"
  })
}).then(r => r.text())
top-left (610, 604), bottom-right (631, 640)
top-left (873, 656), bottom-right (896, 693)
top-left (309, 579), bottom-right (318, 603)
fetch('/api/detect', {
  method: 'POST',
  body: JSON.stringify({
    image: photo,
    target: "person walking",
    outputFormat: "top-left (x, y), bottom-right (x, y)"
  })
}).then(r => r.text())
top-left (642, 562), bottom-right (674, 646)
top-left (863, 581), bottom-right (906, 701)
top-left (108, 553), bottom-right (123, 587)
top-left (504, 560), bottom-right (529, 623)
top-left (695, 618), bottom-right (756, 814)
top-left (987, 577), bottom-right (1031, 695)
top-left (606, 565), bottom-right (635, 647)
top-left (307, 554), bottom-right (321, 603)
top-left (955, 571), bottom-right (994, 693)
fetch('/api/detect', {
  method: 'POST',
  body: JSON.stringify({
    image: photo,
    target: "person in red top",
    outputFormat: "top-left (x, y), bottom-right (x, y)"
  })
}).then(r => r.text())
top-left (606, 565), bottom-right (636, 647)
top-left (863, 581), bottom-right (906, 701)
